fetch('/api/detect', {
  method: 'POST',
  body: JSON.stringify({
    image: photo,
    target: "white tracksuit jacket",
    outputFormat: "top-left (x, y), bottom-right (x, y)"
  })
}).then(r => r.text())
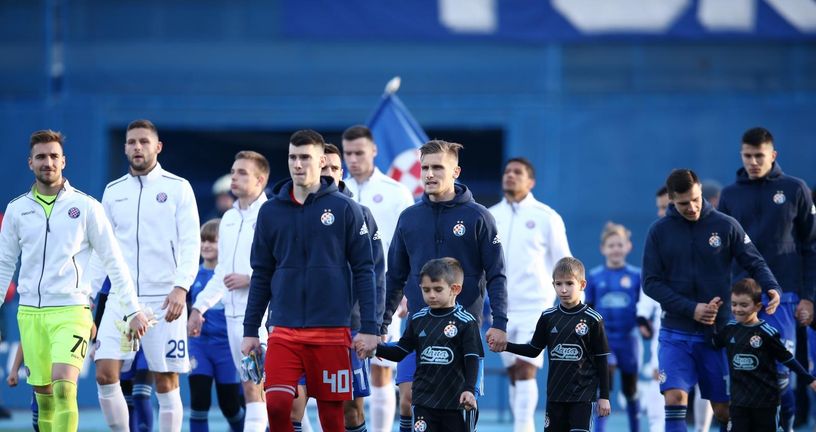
top-left (488, 193), bottom-right (572, 314)
top-left (0, 181), bottom-right (139, 315)
top-left (193, 193), bottom-right (266, 317)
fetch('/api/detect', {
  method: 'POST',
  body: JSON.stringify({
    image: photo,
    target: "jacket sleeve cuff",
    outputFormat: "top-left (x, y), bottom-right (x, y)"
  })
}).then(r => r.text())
top-left (360, 321), bottom-right (379, 335)
top-left (491, 317), bottom-right (508, 332)
top-left (243, 325), bottom-right (260, 338)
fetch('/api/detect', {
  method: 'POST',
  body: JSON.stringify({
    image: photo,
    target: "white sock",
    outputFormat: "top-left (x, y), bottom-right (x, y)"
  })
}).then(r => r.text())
top-left (369, 385), bottom-right (396, 432)
top-left (244, 401), bottom-right (268, 432)
top-left (302, 403), bottom-right (314, 432)
top-left (508, 382), bottom-right (516, 415)
top-left (97, 382), bottom-right (129, 431)
top-left (156, 388), bottom-right (183, 432)
top-left (694, 390), bottom-right (712, 432)
top-left (512, 379), bottom-right (537, 432)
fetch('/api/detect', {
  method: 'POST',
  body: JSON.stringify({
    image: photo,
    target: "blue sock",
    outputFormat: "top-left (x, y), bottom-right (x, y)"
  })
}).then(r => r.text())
top-left (780, 387), bottom-right (795, 432)
top-left (31, 393), bottom-right (39, 432)
top-left (293, 421), bottom-right (303, 432)
top-left (133, 383), bottom-right (154, 432)
top-left (346, 422), bottom-right (367, 432)
top-left (626, 398), bottom-right (640, 432)
top-left (400, 415), bottom-right (412, 432)
top-left (227, 407), bottom-right (245, 432)
top-left (665, 405), bottom-right (687, 432)
top-left (595, 412), bottom-right (608, 432)
top-left (190, 409), bottom-right (208, 432)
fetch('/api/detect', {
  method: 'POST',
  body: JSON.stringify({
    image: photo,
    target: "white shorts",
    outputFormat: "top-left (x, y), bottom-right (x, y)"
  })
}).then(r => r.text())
top-left (226, 314), bottom-right (268, 379)
top-left (500, 312), bottom-right (544, 368)
top-left (371, 314), bottom-right (402, 368)
top-left (95, 299), bottom-right (190, 374)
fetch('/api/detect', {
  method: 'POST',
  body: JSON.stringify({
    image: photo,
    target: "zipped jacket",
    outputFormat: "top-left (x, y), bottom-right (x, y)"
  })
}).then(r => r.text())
top-left (0, 181), bottom-right (139, 315)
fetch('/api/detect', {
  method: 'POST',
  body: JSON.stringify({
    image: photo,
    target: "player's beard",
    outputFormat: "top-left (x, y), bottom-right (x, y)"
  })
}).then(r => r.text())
top-left (129, 155), bottom-right (156, 173)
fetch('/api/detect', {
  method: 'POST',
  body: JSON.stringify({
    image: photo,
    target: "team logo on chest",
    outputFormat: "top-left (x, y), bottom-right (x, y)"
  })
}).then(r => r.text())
top-left (574, 320), bottom-right (589, 336)
top-left (750, 335), bottom-right (762, 348)
top-left (526, 220), bottom-right (536, 229)
top-left (544, 414), bottom-right (550, 428)
top-left (658, 369), bottom-right (667, 384)
top-left (372, 194), bottom-right (383, 203)
top-left (452, 220), bottom-right (466, 237)
top-left (620, 275), bottom-right (632, 289)
top-left (68, 207), bottom-right (80, 219)
top-left (709, 232), bottom-right (721, 248)
top-left (443, 321), bottom-right (458, 338)
top-left (414, 417), bottom-right (427, 432)
top-left (320, 209), bottom-right (335, 226)
top-left (773, 191), bottom-right (786, 205)
top-left (156, 192), bottom-right (168, 203)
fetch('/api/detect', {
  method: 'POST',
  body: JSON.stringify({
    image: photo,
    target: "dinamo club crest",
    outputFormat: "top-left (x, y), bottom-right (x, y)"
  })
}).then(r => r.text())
top-left (414, 418), bottom-right (427, 432)
top-left (320, 209), bottom-right (335, 226)
top-left (709, 233), bottom-right (721, 248)
top-left (452, 222), bottom-right (466, 237)
top-left (750, 335), bottom-right (762, 348)
top-left (773, 191), bottom-right (786, 205)
top-left (544, 414), bottom-right (550, 428)
top-left (620, 275), bottom-right (632, 289)
top-left (444, 323), bottom-right (458, 338)
top-left (575, 321), bottom-right (588, 336)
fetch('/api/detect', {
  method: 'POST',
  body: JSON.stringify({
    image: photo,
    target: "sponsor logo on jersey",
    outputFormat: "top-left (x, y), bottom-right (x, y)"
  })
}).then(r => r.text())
top-left (492, 234), bottom-right (501, 244)
top-left (744, 234), bottom-right (751, 244)
top-left (773, 190), bottom-right (786, 205)
top-left (599, 292), bottom-right (631, 309)
top-left (444, 322), bottom-right (458, 338)
top-left (21, 210), bottom-right (35, 216)
top-left (733, 353), bottom-right (759, 370)
top-left (709, 232), bottom-right (721, 248)
top-left (359, 222), bottom-right (369, 235)
top-left (420, 346), bottom-right (454, 365)
top-left (419, 330), bottom-right (427, 337)
top-left (575, 320), bottom-right (589, 336)
top-left (551, 326), bottom-right (558, 333)
top-left (156, 192), bottom-right (168, 203)
top-left (551, 343), bottom-right (583, 361)
top-left (750, 335), bottom-right (762, 348)
top-left (320, 209), bottom-right (335, 226)
top-left (68, 207), bottom-right (80, 219)
top-left (453, 221), bottom-right (466, 237)
top-left (372, 230), bottom-right (381, 241)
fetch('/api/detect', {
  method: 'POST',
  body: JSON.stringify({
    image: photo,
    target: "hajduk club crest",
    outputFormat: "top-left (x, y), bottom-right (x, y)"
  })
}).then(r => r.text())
top-left (320, 209), bottom-right (335, 226)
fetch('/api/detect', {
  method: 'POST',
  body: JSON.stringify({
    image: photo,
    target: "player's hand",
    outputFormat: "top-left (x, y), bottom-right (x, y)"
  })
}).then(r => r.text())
top-left (128, 311), bottom-right (150, 339)
top-left (796, 299), bottom-right (813, 326)
top-left (242, 337), bottom-right (261, 356)
top-left (6, 371), bottom-right (18, 387)
top-left (397, 297), bottom-right (409, 318)
top-left (597, 398), bottom-right (611, 417)
top-left (188, 309), bottom-right (205, 337)
top-left (162, 286), bottom-right (187, 322)
top-left (459, 391), bottom-right (477, 410)
top-left (353, 332), bottom-right (379, 359)
top-left (638, 322), bottom-right (653, 339)
top-left (764, 289), bottom-right (780, 315)
top-left (809, 380), bottom-right (816, 392)
top-left (224, 273), bottom-right (250, 291)
top-left (90, 322), bottom-right (98, 341)
top-left (694, 297), bottom-right (721, 325)
top-left (486, 328), bottom-right (507, 352)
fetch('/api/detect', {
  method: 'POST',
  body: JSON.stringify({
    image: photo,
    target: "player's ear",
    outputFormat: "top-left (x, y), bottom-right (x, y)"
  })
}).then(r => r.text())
top-left (580, 279), bottom-right (587, 290)
top-left (450, 283), bottom-right (463, 296)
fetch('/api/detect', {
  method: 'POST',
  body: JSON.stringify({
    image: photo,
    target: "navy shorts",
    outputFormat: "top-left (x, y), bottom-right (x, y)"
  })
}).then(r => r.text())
top-left (189, 336), bottom-right (239, 384)
top-left (607, 332), bottom-right (639, 375)
top-left (658, 328), bottom-right (729, 402)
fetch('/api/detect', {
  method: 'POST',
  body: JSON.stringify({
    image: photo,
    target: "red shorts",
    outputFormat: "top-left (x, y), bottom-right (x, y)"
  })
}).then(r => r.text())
top-left (264, 337), bottom-right (353, 401)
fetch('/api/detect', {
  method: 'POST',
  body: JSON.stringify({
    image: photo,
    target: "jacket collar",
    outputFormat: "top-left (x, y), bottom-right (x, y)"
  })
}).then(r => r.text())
top-left (28, 179), bottom-right (73, 200)
top-left (233, 191), bottom-right (268, 212)
top-left (420, 183), bottom-right (473, 208)
top-left (129, 162), bottom-right (165, 183)
top-left (502, 192), bottom-right (537, 210)
top-left (735, 162), bottom-right (783, 184)
top-left (665, 198), bottom-right (715, 222)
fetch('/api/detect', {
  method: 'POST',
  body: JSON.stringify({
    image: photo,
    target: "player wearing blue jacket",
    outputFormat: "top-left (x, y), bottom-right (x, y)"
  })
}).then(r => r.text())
top-left (382, 140), bottom-right (506, 432)
top-left (718, 127), bottom-right (816, 431)
top-left (242, 130), bottom-right (378, 430)
top-left (643, 168), bottom-right (781, 432)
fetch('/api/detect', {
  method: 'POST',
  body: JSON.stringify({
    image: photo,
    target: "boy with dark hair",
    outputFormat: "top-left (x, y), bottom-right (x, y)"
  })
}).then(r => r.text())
top-left (712, 278), bottom-right (816, 432)
top-left (375, 257), bottom-right (483, 432)
top-left (493, 256), bottom-right (611, 431)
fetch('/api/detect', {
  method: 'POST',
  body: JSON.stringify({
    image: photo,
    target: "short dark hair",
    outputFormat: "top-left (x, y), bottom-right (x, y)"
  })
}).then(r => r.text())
top-left (656, 185), bottom-right (668, 197)
top-left (419, 257), bottom-right (464, 287)
top-left (553, 256), bottom-right (585, 281)
top-left (419, 140), bottom-right (463, 161)
top-left (290, 129), bottom-right (325, 147)
top-left (235, 151), bottom-right (270, 185)
top-left (323, 143), bottom-right (341, 157)
top-left (342, 125), bottom-right (373, 142)
top-left (742, 127), bottom-right (774, 148)
top-left (731, 278), bottom-right (762, 305)
top-left (200, 218), bottom-right (220, 243)
top-left (127, 119), bottom-right (158, 136)
top-left (30, 130), bottom-right (65, 151)
top-left (665, 169), bottom-right (700, 198)
top-left (506, 157), bottom-right (536, 180)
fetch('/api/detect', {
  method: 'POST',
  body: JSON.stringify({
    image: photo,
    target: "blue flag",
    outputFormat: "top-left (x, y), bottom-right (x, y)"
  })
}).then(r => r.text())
top-left (367, 92), bottom-right (428, 197)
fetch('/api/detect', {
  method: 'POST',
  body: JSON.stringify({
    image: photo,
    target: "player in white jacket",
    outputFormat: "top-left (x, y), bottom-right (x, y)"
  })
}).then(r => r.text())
top-left (342, 125), bottom-right (414, 432)
top-left (0, 130), bottom-right (148, 431)
top-left (187, 150), bottom-right (270, 432)
top-left (92, 120), bottom-right (200, 432)
top-left (488, 157), bottom-right (572, 432)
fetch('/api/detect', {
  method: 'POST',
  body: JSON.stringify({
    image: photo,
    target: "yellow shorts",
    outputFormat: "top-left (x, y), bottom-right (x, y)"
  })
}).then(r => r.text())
top-left (18, 305), bottom-right (93, 386)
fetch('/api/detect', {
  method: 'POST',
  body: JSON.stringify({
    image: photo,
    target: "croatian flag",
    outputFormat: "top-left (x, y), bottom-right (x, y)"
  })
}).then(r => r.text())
top-left (367, 77), bottom-right (429, 197)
